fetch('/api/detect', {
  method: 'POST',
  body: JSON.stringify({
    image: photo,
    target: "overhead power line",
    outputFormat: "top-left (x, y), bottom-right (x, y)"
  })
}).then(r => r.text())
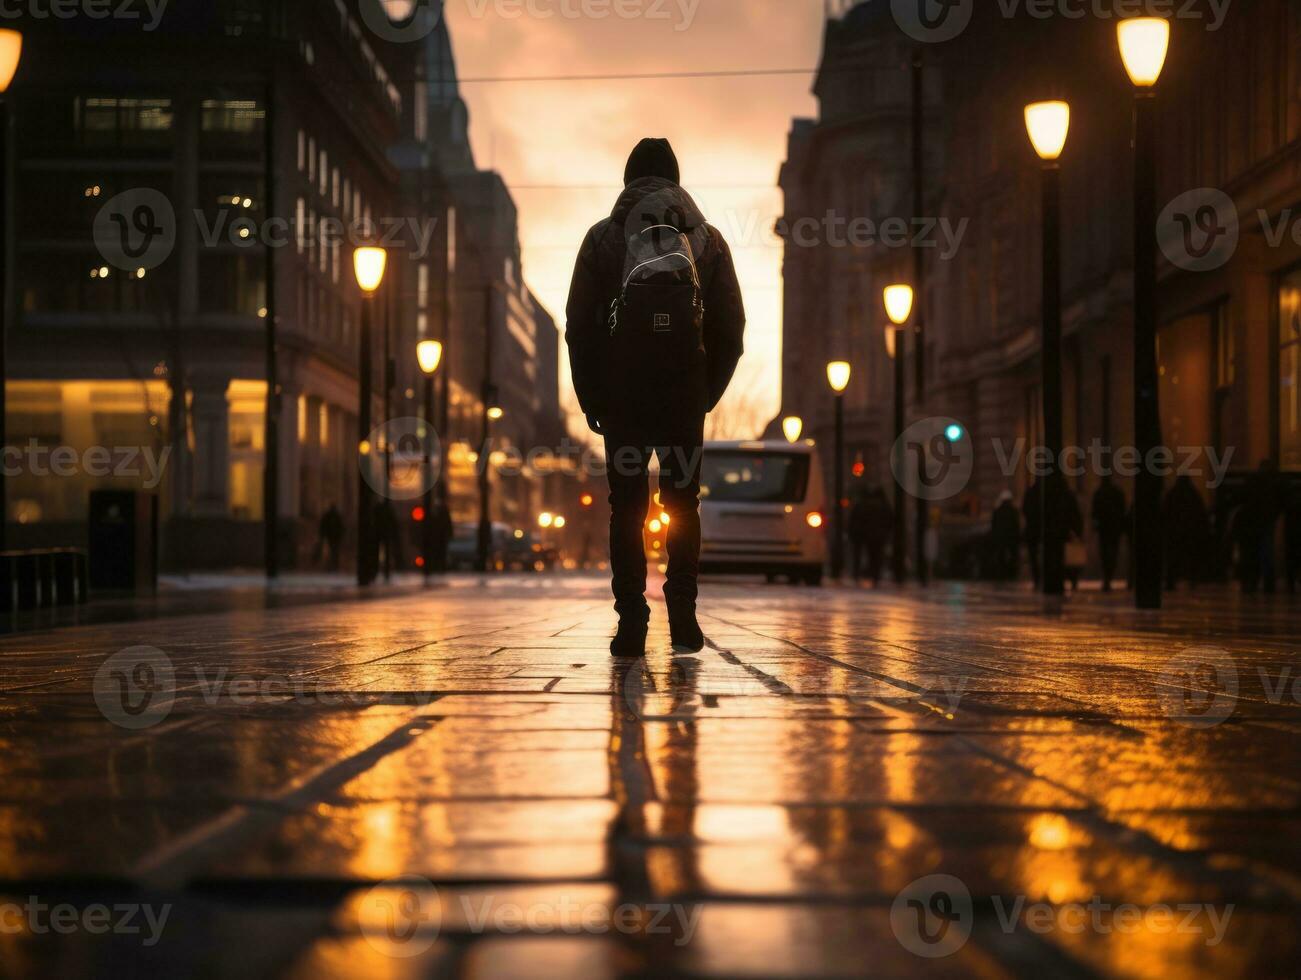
top-left (458, 66), bottom-right (822, 83)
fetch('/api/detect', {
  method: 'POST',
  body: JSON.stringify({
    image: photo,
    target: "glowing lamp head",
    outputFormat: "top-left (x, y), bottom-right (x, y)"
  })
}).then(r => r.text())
top-left (538, 512), bottom-right (554, 528)
top-left (553, 516), bottom-right (566, 529)
top-left (416, 339), bottom-right (443, 375)
top-left (1118, 17), bottom-right (1171, 88)
top-left (486, 405), bottom-right (504, 421)
top-left (826, 360), bottom-right (851, 394)
top-left (0, 29), bottom-right (21, 93)
top-left (353, 246), bottom-right (387, 293)
top-left (782, 416), bottom-right (803, 444)
top-left (883, 284), bottom-right (914, 326)
top-left (945, 424), bottom-right (964, 442)
top-left (1024, 101), bottom-right (1071, 162)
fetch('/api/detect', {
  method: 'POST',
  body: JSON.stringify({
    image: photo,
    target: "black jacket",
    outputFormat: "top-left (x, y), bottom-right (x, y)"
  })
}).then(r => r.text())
top-left (565, 176), bottom-right (745, 433)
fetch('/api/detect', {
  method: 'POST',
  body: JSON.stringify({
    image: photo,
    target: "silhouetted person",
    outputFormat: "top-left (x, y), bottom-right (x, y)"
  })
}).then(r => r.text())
top-left (990, 490), bottom-right (1020, 580)
top-left (849, 486), bottom-right (892, 585)
top-left (1058, 477), bottom-right (1085, 592)
top-left (319, 503), bottom-right (343, 571)
top-left (1163, 475), bottom-right (1209, 590)
top-left (1022, 479), bottom-right (1043, 587)
top-left (1023, 475), bottom-right (1081, 589)
top-left (566, 138), bottom-right (744, 656)
top-left (1285, 482), bottom-right (1301, 595)
top-left (1090, 476), bottom-right (1126, 592)
top-left (1238, 459), bottom-right (1283, 594)
top-left (429, 487), bottom-right (453, 573)
top-left (376, 500), bottom-right (403, 577)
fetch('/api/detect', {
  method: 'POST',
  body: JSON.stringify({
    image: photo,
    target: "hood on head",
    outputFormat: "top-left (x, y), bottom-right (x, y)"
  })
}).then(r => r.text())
top-left (611, 176), bottom-right (707, 234)
top-left (624, 137), bottom-right (680, 185)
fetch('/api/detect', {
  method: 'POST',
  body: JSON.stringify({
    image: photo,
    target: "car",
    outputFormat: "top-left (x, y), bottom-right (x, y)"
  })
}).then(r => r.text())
top-left (697, 439), bottom-right (827, 585)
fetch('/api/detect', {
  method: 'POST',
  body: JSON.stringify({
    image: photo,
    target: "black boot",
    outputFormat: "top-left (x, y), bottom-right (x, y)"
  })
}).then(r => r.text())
top-left (667, 601), bottom-right (704, 652)
top-left (610, 613), bottom-right (648, 657)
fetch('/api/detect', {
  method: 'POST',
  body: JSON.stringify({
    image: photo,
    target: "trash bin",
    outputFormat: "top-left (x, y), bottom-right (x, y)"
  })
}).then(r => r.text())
top-left (88, 490), bottom-right (158, 593)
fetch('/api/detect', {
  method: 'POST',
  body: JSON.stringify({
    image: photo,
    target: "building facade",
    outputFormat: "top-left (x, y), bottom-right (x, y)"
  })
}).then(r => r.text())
top-left (777, 1), bottom-right (1301, 576)
top-left (5, 0), bottom-right (565, 569)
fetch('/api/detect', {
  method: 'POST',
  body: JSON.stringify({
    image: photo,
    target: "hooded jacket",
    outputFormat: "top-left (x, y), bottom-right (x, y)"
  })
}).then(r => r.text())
top-left (565, 172), bottom-right (745, 435)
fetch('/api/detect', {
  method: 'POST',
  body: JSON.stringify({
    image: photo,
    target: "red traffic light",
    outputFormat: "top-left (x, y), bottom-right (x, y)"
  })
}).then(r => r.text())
top-left (411, 506), bottom-right (425, 523)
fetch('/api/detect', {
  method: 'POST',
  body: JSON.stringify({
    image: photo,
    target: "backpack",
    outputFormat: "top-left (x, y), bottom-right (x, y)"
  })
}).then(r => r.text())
top-left (604, 221), bottom-right (707, 439)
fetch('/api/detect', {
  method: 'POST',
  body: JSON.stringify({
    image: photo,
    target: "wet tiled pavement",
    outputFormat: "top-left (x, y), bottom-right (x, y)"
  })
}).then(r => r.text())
top-left (0, 574), bottom-right (1298, 977)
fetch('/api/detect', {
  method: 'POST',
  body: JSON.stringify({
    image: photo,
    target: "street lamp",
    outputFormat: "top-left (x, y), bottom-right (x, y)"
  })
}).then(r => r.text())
top-left (782, 415), bottom-right (803, 444)
top-left (1025, 100), bottom-right (1070, 597)
top-left (0, 29), bottom-right (22, 551)
top-left (353, 246), bottom-right (387, 586)
top-left (885, 284), bottom-right (913, 586)
top-left (417, 339), bottom-right (443, 582)
top-left (826, 361), bottom-right (850, 580)
top-left (1119, 16), bottom-right (1170, 610)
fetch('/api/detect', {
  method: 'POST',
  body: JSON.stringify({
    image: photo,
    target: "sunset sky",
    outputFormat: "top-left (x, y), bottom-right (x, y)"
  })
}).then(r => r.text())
top-left (442, 0), bottom-right (827, 437)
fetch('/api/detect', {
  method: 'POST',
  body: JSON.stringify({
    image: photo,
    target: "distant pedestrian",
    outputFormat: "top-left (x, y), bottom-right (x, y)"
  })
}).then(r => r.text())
top-left (990, 490), bottom-right (1020, 580)
top-left (849, 486), bottom-right (892, 585)
top-left (1286, 482), bottom-right (1301, 595)
top-left (1163, 475), bottom-right (1209, 590)
top-left (319, 503), bottom-right (344, 571)
top-left (1022, 479), bottom-right (1043, 587)
top-left (1237, 459), bottom-right (1283, 594)
top-left (1090, 476), bottom-right (1127, 592)
top-left (428, 487), bottom-right (453, 573)
top-left (376, 499), bottom-right (403, 576)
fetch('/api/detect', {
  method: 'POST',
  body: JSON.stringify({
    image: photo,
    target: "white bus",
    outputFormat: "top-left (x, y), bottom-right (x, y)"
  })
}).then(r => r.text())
top-left (698, 440), bottom-right (827, 585)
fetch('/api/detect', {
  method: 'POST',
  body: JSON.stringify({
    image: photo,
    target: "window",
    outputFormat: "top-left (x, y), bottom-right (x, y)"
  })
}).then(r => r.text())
top-left (700, 452), bottom-right (810, 504)
top-left (297, 129), bottom-right (306, 172)
top-left (73, 97), bottom-right (173, 149)
top-left (198, 253), bottom-right (264, 316)
top-left (1279, 269), bottom-right (1301, 469)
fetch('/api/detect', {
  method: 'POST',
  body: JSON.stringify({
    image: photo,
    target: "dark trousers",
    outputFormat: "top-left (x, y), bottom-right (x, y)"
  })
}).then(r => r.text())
top-left (1099, 533), bottom-right (1120, 590)
top-left (605, 427), bottom-right (703, 618)
top-left (851, 539), bottom-right (886, 584)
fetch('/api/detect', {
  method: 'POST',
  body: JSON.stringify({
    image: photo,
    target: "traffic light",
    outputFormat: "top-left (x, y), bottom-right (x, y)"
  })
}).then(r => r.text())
top-left (580, 492), bottom-right (594, 508)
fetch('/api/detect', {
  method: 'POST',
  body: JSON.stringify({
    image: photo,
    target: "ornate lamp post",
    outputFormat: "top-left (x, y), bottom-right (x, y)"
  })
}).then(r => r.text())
top-left (884, 284), bottom-right (913, 585)
top-left (416, 338), bottom-right (442, 582)
top-left (353, 246), bottom-right (387, 586)
top-left (1025, 100), bottom-right (1070, 597)
top-left (826, 361), bottom-right (851, 580)
top-left (1119, 16), bottom-right (1171, 610)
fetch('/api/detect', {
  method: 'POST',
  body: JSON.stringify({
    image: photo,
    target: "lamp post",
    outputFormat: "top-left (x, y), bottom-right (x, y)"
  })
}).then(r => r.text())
top-left (1119, 16), bottom-right (1171, 610)
top-left (782, 416), bottom-right (803, 444)
top-left (0, 29), bottom-right (22, 552)
top-left (417, 338), bottom-right (442, 583)
top-left (476, 285), bottom-right (498, 573)
top-left (885, 284), bottom-right (913, 586)
top-left (354, 246), bottom-right (387, 586)
top-left (1025, 100), bottom-right (1071, 597)
top-left (826, 361), bottom-right (851, 580)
